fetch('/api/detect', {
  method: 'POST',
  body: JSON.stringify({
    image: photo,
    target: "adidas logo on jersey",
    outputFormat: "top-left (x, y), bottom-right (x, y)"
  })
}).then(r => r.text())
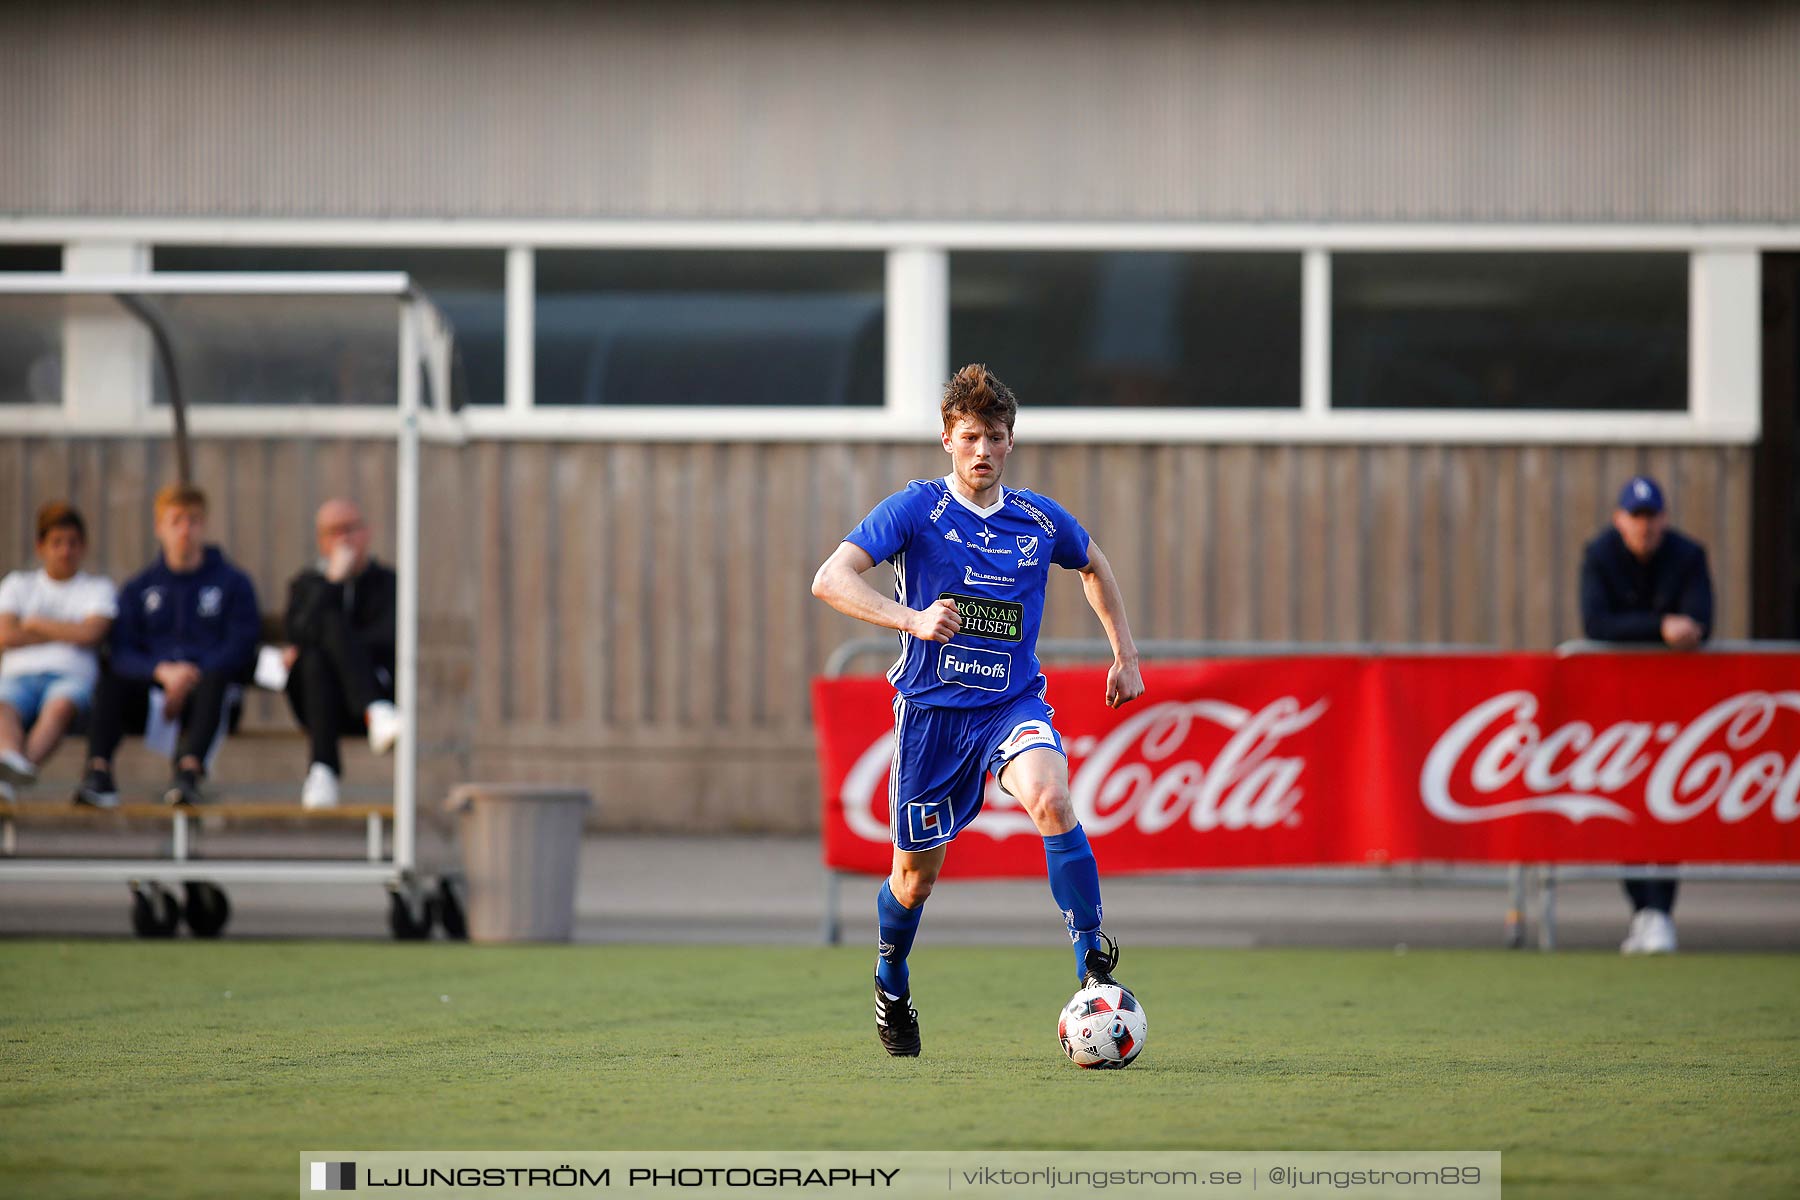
top-left (944, 529), bottom-right (962, 542)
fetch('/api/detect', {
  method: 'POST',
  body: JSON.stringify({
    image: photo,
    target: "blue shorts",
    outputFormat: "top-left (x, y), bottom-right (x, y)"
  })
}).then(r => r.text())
top-left (889, 682), bottom-right (1066, 852)
top-left (0, 672), bottom-right (94, 725)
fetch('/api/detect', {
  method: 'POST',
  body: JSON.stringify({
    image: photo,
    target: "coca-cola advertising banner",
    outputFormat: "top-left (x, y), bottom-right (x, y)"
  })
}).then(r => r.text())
top-left (813, 656), bottom-right (1800, 877)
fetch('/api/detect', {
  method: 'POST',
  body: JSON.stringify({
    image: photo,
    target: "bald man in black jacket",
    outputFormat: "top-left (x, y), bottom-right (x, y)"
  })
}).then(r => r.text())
top-left (284, 499), bottom-right (402, 810)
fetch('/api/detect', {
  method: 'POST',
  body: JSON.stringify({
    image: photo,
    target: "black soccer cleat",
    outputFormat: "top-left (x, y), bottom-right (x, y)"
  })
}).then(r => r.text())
top-left (163, 766), bottom-right (204, 808)
top-left (73, 766), bottom-right (120, 810)
top-left (1082, 931), bottom-right (1127, 992)
top-left (874, 977), bottom-right (921, 1057)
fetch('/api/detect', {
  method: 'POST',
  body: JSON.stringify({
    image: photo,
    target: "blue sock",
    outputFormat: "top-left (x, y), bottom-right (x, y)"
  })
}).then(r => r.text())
top-left (875, 879), bottom-right (924, 997)
top-left (1044, 823), bottom-right (1105, 983)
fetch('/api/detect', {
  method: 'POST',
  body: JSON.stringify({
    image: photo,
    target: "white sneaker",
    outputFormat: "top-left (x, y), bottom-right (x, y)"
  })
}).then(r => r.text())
top-left (1620, 909), bottom-right (1649, 955)
top-left (365, 701), bottom-right (402, 756)
top-left (301, 763), bottom-right (340, 810)
top-left (0, 749), bottom-right (36, 787)
top-left (1636, 909), bottom-right (1678, 955)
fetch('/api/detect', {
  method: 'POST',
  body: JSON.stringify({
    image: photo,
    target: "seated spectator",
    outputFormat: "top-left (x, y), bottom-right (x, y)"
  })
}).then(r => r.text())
top-left (74, 484), bottom-right (259, 809)
top-left (1579, 474), bottom-right (1714, 956)
top-left (0, 504), bottom-right (116, 801)
top-left (284, 498), bottom-right (401, 810)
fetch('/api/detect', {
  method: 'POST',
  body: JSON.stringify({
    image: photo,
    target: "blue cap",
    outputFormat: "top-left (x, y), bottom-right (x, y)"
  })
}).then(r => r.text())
top-left (1618, 475), bottom-right (1665, 514)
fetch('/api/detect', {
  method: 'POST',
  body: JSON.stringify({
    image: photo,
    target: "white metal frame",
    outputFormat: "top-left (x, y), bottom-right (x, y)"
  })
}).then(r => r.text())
top-left (0, 272), bottom-right (454, 892)
top-left (0, 218), bottom-right (1784, 444)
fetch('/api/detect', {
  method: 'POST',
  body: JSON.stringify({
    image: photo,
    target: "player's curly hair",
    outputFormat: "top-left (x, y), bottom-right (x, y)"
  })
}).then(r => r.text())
top-left (35, 501), bottom-right (86, 544)
top-left (941, 363), bottom-right (1018, 435)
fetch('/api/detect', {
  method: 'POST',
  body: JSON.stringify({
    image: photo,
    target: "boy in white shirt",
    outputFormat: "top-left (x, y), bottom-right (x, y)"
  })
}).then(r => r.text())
top-left (0, 503), bottom-right (117, 799)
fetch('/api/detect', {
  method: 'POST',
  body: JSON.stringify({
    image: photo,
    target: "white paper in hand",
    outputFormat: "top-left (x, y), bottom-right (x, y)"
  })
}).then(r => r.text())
top-left (255, 644), bottom-right (291, 692)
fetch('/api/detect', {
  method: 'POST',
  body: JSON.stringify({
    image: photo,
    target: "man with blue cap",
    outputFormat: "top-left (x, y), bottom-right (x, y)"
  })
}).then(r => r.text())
top-left (1579, 474), bottom-right (1714, 954)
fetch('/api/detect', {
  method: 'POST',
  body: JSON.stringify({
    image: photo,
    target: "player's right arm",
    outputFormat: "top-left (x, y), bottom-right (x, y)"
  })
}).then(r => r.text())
top-left (811, 542), bottom-right (961, 642)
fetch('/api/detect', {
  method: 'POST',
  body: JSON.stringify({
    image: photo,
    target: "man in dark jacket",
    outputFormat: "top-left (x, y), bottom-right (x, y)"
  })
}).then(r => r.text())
top-left (284, 498), bottom-right (400, 810)
top-left (75, 484), bottom-right (260, 808)
top-left (1579, 474), bottom-right (1714, 955)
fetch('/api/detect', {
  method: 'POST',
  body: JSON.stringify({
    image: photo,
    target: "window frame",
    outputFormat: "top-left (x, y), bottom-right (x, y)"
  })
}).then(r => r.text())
top-left (0, 218), bottom-right (1777, 443)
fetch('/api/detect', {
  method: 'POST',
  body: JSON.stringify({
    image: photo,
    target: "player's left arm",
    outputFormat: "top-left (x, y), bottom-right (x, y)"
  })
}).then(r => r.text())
top-left (1074, 540), bottom-right (1144, 709)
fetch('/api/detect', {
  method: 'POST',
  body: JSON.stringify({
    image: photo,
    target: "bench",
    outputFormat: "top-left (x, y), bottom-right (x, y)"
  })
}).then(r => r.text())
top-left (0, 798), bottom-right (396, 862)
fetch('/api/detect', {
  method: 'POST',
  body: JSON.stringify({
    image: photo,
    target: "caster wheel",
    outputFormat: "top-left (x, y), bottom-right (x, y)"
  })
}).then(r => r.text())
top-left (183, 881), bottom-right (231, 938)
top-left (388, 885), bottom-right (436, 940)
top-left (130, 883), bottom-right (181, 938)
top-left (436, 875), bottom-right (468, 941)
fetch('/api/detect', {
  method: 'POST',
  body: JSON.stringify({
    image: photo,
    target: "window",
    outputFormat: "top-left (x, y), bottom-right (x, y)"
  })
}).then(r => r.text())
top-left (0, 246), bottom-right (63, 405)
top-left (950, 252), bottom-right (1302, 408)
top-left (154, 246), bottom-right (504, 406)
top-left (533, 251), bottom-right (884, 407)
top-left (1331, 253), bottom-right (1687, 411)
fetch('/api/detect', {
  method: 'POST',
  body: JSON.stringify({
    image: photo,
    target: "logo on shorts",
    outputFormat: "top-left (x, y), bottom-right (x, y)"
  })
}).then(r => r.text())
top-left (198, 586), bottom-right (223, 617)
top-left (1002, 722), bottom-right (1051, 752)
top-left (908, 800), bottom-right (951, 842)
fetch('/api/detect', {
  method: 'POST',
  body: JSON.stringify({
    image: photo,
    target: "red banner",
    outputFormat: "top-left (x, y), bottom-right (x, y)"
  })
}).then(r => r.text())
top-left (814, 656), bottom-right (1800, 877)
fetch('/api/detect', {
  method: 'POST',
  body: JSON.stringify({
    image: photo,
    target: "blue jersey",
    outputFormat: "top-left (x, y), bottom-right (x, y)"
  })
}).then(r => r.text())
top-left (845, 476), bottom-right (1091, 709)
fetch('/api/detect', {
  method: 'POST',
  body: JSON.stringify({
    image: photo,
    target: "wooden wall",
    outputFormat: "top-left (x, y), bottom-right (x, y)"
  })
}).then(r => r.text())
top-left (1, 436), bottom-right (1755, 831)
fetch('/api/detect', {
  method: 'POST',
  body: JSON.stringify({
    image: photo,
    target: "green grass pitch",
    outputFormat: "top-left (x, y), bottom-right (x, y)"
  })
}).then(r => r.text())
top-left (3, 942), bottom-right (1796, 1199)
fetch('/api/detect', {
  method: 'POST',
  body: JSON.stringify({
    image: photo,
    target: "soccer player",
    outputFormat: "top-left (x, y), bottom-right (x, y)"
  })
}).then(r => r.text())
top-left (811, 364), bottom-right (1145, 1057)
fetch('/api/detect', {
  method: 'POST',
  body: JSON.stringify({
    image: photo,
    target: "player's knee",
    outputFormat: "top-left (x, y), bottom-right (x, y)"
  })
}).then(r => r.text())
top-left (1020, 778), bottom-right (1074, 829)
top-left (39, 696), bottom-right (79, 723)
top-left (890, 868), bottom-right (937, 908)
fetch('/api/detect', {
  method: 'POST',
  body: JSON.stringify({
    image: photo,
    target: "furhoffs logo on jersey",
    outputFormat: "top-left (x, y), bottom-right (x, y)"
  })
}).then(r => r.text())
top-left (937, 645), bottom-right (1013, 692)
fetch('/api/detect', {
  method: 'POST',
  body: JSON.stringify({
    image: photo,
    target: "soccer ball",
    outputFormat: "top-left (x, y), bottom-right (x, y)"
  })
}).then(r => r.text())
top-left (1058, 983), bottom-right (1146, 1069)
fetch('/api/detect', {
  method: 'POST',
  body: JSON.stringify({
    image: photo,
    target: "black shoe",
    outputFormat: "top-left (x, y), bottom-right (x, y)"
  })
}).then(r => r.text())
top-left (874, 977), bottom-right (921, 1057)
top-left (164, 767), bottom-right (204, 808)
top-left (73, 767), bottom-right (119, 809)
top-left (1082, 931), bottom-right (1127, 991)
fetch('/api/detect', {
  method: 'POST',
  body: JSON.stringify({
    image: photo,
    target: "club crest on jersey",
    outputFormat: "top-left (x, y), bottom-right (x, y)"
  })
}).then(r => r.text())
top-left (1016, 535), bottom-right (1038, 558)
top-left (199, 586), bottom-right (223, 617)
top-left (143, 588), bottom-right (164, 614)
